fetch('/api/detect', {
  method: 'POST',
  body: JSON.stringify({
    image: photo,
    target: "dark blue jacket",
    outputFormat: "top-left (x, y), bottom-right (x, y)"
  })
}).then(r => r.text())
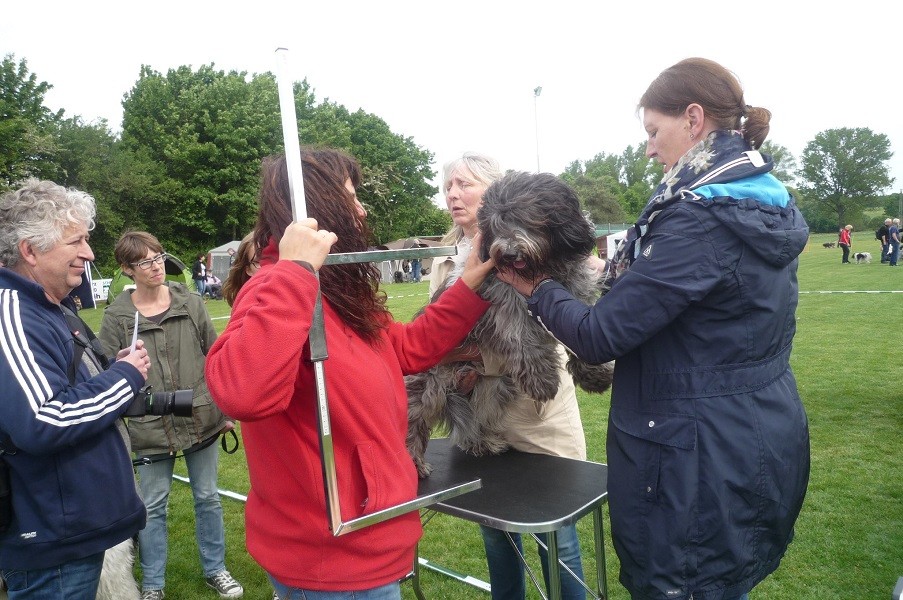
top-left (0, 268), bottom-right (146, 570)
top-left (529, 174), bottom-right (810, 599)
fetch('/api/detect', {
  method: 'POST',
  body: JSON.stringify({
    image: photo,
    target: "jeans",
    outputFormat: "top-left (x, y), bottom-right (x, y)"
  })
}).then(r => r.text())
top-left (1, 551), bottom-right (103, 599)
top-left (881, 242), bottom-right (890, 261)
top-left (840, 244), bottom-right (850, 263)
top-left (137, 439), bottom-right (225, 590)
top-left (889, 241), bottom-right (900, 266)
top-left (411, 260), bottom-right (421, 283)
top-left (268, 574), bottom-right (401, 600)
top-left (481, 524), bottom-right (586, 600)
top-left (195, 278), bottom-right (207, 297)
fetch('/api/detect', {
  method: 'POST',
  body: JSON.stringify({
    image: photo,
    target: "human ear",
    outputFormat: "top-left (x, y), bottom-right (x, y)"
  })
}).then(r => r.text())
top-left (17, 240), bottom-right (38, 267)
top-left (686, 104), bottom-right (705, 138)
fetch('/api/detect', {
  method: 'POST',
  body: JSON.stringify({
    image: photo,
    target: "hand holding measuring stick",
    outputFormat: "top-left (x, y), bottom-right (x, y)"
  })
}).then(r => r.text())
top-left (129, 310), bottom-right (139, 354)
top-left (115, 311), bottom-right (149, 380)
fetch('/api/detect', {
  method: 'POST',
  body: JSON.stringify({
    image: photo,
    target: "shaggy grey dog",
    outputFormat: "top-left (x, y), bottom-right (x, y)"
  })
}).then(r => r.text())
top-left (406, 172), bottom-right (614, 477)
top-left (95, 538), bottom-right (140, 600)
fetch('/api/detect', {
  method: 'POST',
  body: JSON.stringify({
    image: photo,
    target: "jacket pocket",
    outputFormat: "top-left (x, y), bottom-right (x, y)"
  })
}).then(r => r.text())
top-left (610, 407), bottom-right (697, 514)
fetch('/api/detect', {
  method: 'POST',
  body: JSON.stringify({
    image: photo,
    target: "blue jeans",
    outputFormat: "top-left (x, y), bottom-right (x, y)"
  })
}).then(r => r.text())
top-left (411, 261), bottom-right (421, 283)
top-left (1, 551), bottom-right (103, 599)
top-left (480, 524), bottom-right (585, 600)
top-left (889, 241), bottom-right (900, 266)
top-left (268, 574), bottom-right (401, 600)
top-left (195, 278), bottom-right (207, 297)
top-left (137, 439), bottom-right (225, 590)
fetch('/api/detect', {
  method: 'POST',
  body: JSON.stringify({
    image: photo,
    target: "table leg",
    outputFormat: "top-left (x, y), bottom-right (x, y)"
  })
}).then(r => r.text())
top-left (547, 529), bottom-right (561, 600)
top-left (412, 543), bottom-right (426, 600)
top-left (593, 507), bottom-right (608, 600)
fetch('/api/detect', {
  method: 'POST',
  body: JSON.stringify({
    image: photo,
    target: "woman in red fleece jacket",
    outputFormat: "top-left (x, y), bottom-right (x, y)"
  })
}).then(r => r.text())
top-left (205, 148), bottom-right (494, 600)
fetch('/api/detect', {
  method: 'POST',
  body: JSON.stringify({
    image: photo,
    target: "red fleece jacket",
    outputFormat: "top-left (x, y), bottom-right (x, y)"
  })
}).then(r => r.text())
top-left (205, 259), bottom-right (488, 591)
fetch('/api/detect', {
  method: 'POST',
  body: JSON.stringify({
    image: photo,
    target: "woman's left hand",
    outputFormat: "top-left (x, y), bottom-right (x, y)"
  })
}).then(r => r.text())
top-left (459, 232), bottom-right (496, 291)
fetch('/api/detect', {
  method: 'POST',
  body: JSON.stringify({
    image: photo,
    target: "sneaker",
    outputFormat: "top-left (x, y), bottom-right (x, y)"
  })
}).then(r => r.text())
top-left (272, 592), bottom-right (280, 600)
top-left (141, 591), bottom-right (165, 600)
top-left (205, 570), bottom-right (244, 599)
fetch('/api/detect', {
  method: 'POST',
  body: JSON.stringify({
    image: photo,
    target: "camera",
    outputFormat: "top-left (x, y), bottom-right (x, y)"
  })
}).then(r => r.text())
top-left (124, 386), bottom-right (194, 417)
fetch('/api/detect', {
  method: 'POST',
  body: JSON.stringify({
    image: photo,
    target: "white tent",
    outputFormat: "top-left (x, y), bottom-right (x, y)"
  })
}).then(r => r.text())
top-left (208, 240), bottom-right (241, 281)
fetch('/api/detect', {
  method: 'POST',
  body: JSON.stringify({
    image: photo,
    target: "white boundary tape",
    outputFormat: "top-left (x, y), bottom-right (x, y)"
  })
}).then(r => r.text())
top-left (207, 291), bottom-right (900, 322)
top-left (799, 290), bottom-right (903, 294)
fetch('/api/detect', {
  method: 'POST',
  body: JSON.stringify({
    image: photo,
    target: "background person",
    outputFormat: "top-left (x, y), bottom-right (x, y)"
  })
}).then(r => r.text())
top-left (204, 148), bottom-right (494, 600)
top-left (410, 256), bottom-right (422, 283)
top-left (0, 179), bottom-right (149, 599)
top-left (498, 58), bottom-right (810, 600)
top-left (221, 232), bottom-right (259, 307)
top-left (888, 218), bottom-right (900, 266)
top-left (878, 218), bottom-right (891, 263)
top-left (192, 253), bottom-right (208, 297)
top-left (839, 224), bottom-right (852, 263)
top-left (99, 231), bottom-right (243, 600)
top-left (430, 152), bottom-right (588, 600)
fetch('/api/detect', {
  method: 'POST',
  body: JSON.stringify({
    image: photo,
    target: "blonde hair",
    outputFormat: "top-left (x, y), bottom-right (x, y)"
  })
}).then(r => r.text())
top-left (440, 153), bottom-right (503, 244)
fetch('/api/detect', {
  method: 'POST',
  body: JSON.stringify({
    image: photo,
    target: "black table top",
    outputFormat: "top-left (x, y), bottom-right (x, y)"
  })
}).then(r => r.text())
top-left (416, 437), bottom-right (608, 533)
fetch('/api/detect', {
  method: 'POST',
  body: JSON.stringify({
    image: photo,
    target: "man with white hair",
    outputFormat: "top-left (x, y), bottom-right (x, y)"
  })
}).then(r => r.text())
top-left (0, 179), bottom-right (150, 599)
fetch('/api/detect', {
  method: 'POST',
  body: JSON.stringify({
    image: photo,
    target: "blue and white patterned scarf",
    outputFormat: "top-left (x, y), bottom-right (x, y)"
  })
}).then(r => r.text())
top-left (604, 129), bottom-right (772, 285)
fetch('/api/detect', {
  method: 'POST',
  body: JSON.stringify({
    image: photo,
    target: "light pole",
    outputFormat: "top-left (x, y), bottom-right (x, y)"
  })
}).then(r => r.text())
top-left (533, 86), bottom-right (542, 173)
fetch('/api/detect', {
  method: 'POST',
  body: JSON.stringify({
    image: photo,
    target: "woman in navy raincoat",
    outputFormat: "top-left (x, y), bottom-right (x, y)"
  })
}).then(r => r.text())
top-left (498, 58), bottom-right (810, 600)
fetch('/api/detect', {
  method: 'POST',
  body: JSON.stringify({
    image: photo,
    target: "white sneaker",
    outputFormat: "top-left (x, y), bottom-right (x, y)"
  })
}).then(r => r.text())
top-left (205, 570), bottom-right (243, 599)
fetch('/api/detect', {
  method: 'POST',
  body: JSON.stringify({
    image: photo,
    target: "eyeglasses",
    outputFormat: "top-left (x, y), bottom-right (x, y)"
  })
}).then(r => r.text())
top-left (132, 253), bottom-right (167, 270)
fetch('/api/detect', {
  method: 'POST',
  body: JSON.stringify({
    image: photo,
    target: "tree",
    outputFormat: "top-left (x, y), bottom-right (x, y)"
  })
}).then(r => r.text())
top-left (0, 54), bottom-right (62, 190)
top-left (121, 64), bottom-right (283, 256)
top-left (759, 140), bottom-right (797, 185)
top-left (798, 128), bottom-right (893, 228)
top-left (120, 63), bottom-right (444, 252)
top-left (561, 146), bottom-right (653, 223)
top-left (616, 143), bottom-right (657, 219)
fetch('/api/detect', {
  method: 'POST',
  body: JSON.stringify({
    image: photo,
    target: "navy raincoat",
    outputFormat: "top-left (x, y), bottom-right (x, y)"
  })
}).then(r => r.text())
top-left (528, 135), bottom-right (810, 600)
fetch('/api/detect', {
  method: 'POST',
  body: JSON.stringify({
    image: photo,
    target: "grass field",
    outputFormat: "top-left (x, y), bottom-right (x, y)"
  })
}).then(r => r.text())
top-left (75, 232), bottom-right (902, 599)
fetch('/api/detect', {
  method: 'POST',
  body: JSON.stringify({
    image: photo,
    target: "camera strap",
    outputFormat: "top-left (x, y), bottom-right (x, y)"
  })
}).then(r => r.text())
top-left (60, 305), bottom-right (109, 385)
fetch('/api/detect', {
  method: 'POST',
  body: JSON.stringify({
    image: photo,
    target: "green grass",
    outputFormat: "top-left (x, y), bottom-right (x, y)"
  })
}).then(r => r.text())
top-left (75, 239), bottom-right (903, 599)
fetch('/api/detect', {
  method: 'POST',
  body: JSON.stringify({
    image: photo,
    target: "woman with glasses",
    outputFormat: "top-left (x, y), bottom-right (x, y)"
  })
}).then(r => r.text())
top-left (98, 231), bottom-right (244, 600)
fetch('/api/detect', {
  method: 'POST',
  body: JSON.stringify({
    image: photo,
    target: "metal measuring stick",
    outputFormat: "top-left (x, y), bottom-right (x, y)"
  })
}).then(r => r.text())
top-left (275, 48), bottom-right (478, 536)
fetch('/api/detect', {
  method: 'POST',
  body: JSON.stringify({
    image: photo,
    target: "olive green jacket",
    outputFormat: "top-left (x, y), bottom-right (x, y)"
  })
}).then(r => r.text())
top-left (98, 282), bottom-right (226, 456)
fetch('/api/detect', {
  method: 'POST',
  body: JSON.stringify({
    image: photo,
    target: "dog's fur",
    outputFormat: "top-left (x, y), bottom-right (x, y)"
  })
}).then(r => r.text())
top-left (823, 242), bottom-right (836, 248)
top-left (855, 251), bottom-right (872, 264)
top-left (405, 172), bottom-right (614, 477)
top-left (96, 538), bottom-right (141, 600)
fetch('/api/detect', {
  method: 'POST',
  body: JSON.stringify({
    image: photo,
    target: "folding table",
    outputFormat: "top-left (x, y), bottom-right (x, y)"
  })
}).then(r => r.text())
top-left (413, 438), bottom-right (609, 600)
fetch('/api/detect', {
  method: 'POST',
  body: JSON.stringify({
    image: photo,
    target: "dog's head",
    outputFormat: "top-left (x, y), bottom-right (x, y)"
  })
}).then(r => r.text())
top-left (477, 172), bottom-right (596, 279)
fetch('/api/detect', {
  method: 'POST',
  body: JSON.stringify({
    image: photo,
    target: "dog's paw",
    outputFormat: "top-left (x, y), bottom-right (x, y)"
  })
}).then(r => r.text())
top-left (514, 375), bottom-right (560, 402)
top-left (568, 358), bottom-right (614, 393)
top-left (460, 435), bottom-right (509, 457)
top-left (415, 458), bottom-right (433, 478)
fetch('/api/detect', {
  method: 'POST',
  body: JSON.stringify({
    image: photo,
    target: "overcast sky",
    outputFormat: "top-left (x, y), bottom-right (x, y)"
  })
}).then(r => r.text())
top-left (3, 1), bottom-right (900, 205)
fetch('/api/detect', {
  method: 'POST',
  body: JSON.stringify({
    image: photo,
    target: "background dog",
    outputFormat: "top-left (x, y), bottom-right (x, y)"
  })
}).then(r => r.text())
top-left (405, 172), bottom-right (613, 477)
top-left (855, 251), bottom-right (872, 263)
top-left (823, 242), bottom-right (836, 248)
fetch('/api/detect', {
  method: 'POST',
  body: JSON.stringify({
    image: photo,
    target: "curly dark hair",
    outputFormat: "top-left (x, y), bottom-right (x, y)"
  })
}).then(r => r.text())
top-left (253, 148), bottom-right (390, 342)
